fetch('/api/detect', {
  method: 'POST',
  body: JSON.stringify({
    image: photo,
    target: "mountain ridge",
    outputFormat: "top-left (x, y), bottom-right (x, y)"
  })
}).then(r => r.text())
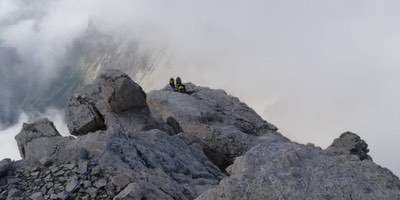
top-left (0, 70), bottom-right (399, 200)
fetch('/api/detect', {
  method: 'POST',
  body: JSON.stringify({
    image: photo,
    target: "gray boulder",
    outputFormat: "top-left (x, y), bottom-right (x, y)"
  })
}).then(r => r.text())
top-left (66, 69), bottom-right (158, 136)
top-left (65, 96), bottom-right (106, 136)
top-left (97, 70), bottom-right (147, 112)
top-left (327, 131), bottom-right (372, 161)
top-left (196, 138), bottom-right (400, 200)
top-left (15, 119), bottom-right (62, 159)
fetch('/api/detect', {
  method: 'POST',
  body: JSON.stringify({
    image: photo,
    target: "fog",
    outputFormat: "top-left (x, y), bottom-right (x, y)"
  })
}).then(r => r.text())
top-left (1, 0), bottom-right (400, 175)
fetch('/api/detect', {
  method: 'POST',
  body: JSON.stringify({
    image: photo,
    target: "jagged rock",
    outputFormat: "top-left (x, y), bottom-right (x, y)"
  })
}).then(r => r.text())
top-left (65, 96), bottom-right (106, 136)
top-left (66, 69), bottom-right (160, 136)
top-left (65, 177), bottom-right (79, 193)
top-left (111, 175), bottom-right (130, 192)
top-left (15, 119), bottom-right (61, 159)
top-left (29, 192), bottom-right (44, 200)
top-left (94, 179), bottom-right (107, 188)
top-left (0, 159), bottom-right (12, 177)
top-left (196, 140), bottom-right (400, 200)
top-left (97, 70), bottom-right (147, 112)
top-left (148, 83), bottom-right (288, 169)
top-left (327, 131), bottom-right (372, 161)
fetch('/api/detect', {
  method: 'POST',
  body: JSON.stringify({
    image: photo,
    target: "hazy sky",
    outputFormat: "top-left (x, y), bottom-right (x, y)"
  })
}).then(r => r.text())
top-left (1, 0), bottom-right (400, 175)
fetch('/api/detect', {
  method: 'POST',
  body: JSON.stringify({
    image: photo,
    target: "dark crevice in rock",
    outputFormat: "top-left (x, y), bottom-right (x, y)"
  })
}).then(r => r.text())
top-left (166, 116), bottom-right (183, 135)
top-left (202, 148), bottom-right (232, 173)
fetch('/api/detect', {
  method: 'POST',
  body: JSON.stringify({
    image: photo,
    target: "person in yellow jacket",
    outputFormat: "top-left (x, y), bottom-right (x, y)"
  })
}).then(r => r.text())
top-left (175, 77), bottom-right (186, 93)
top-left (169, 78), bottom-right (176, 89)
top-left (177, 84), bottom-right (186, 93)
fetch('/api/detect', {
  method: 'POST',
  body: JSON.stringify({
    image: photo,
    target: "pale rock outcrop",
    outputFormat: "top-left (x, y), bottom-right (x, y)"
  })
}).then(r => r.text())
top-left (14, 119), bottom-right (73, 164)
top-left (148, 83), bottom-right (287, 169)
top-left (196, 136), bottom-right (400, 200)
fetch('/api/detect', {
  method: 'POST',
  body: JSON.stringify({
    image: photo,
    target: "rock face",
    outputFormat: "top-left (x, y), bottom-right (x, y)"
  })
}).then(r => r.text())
top-left (148, 83), bottom-right (287, 170)
top-left (197, 140), bottom-right (400, 200)
top-left (2, 70), bottom-right (400, 200)
top-left (14, 119), bottom-right (71, 163)
top-left (326, 131), bottom-right (372, 161)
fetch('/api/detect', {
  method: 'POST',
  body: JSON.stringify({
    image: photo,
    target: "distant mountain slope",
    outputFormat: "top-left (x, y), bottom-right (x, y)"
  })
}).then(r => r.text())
top-left (0, 24), bottom-right (163, 128)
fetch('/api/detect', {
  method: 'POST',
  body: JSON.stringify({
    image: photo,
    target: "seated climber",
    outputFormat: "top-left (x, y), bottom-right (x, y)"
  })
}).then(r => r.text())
top-left (169, 78), bottom-right (176, 89)
top-left (175, 77), bottom-right (187, 93)
top-left (177, 84), bottom-right (186, 93)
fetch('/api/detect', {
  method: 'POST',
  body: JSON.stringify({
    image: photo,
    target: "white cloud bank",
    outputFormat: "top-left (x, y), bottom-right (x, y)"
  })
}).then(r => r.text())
top-left (0, 0), bottom-right (400, 176)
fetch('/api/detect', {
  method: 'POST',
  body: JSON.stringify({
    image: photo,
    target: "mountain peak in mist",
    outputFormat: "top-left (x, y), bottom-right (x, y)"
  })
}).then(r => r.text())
top-left (0, 70), bottom-right (399, 199)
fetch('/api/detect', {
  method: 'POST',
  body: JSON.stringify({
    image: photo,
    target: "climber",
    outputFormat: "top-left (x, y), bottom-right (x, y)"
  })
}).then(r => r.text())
top-left (176, 77), bottom-right (182, 86)
top-left (177, 84), bottom-right (186, 93)
top-left (169, 78), bottom-right (176, 89)
top-left (175, 77), bottom-right (187, 93)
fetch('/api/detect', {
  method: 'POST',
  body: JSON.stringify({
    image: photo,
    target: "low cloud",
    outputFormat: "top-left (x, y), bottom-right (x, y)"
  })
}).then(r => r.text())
top-left (0, 0), bottom-right (400, 176)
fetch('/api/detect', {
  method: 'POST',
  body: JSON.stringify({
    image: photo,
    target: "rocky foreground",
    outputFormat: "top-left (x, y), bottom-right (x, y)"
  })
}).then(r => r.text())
top-left (0, 70), bottom-right (399, 200)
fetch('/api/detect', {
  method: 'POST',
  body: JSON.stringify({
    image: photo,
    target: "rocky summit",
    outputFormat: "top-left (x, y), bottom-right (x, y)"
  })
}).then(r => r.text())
top-left (0, 70), bottom-right (399, 200)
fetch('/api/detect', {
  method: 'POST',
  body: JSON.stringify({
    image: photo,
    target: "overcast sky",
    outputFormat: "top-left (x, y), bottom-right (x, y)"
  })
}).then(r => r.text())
top-left (1, 0), bottom-right (400, 175)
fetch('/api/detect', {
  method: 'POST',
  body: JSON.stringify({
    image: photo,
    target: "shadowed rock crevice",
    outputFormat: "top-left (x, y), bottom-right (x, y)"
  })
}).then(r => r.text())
top-left (166, 116), bottom-right (183, 135)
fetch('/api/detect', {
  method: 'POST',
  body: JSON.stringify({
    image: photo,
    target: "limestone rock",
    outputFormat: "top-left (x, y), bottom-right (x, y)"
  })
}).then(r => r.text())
top-left (65, 177), bottom-right (79, 193)
top-left (148, 83), bottom-right (288, 169)
top-left (97, 70), bottom-right (147, 112)
top-left (66, 69), bottom-right (155, 136)
top-left (29, 192), bottom-right (44, 200)
top-left (196, 141), bottom-right (400, 200)
top-left (111, 175), bottom-right (130, 192)
top-left (327, 131), bottom-right (372, 161)
top-left (15, 119), bottom-right (61, 159)
top-left (65, 96), bottom-right (106, 136)
top-left (100, 129), bottom-right (224, 199)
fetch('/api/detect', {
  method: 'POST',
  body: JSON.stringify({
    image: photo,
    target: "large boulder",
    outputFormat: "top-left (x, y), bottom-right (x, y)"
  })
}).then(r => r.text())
top-left (65, 96), bottom-right (106, 136)
top-left (15, 119), bottom-right (62, 159)
top-left (66, 70), bottom-right (156, 136)
top-left (148, 83), bottom-right (288, 170)
top-left (326, 131), bottom-right (372, 161)
top-left (196, 137), bottom-right (400, 200)
top-left (97, 71), bottom-right (147, 112)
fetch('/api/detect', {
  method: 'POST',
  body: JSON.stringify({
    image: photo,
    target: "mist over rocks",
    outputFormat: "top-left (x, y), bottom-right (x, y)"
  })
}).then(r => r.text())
top-left (0, 22), bottom-right (162, 128)
top-left (0, 70), bottom-right (399, 199)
